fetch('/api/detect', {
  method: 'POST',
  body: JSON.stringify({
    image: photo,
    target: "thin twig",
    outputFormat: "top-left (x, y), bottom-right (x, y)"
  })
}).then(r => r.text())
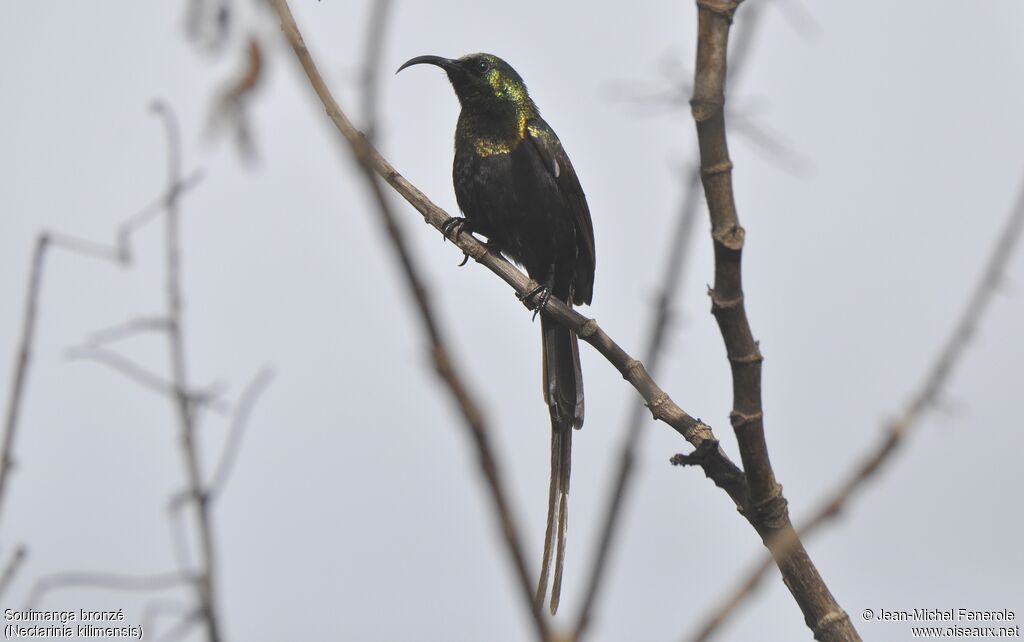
top-left (46, 232), bottom-right (125, 264)
top-left (118, 170), bottom-right (206, 258)
top-left (84, 315), bottom-right (171, 348)
top-left (687, 172), bottom-right (1024, 642)
top-left (0, 545), bottom-right (27, 600)
top-left (151, 100), bottom-right (223, 642)
top-left (23, 570), bottom-right (192, 608)
top-left (0, 236), bottom-right (49, 525)
top-left (65, 346), bottom-right (229, 414)
top-left (689, 2), bottom-right (859, 640)
top-left (207, 367), bottom-right (275, 500)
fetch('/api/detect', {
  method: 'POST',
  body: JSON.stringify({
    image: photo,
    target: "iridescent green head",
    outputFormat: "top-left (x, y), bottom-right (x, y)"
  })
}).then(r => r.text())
top-left (397, 52), bottom-right (537, 115)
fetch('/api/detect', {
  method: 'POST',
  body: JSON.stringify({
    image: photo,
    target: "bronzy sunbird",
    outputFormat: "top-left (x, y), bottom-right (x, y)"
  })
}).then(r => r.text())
top-left (397, 53), bottom-right (595, 614)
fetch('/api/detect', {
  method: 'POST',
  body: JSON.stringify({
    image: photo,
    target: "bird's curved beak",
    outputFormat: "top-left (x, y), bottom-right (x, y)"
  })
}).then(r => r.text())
top-left (396, 55), bottom-right (453, 74)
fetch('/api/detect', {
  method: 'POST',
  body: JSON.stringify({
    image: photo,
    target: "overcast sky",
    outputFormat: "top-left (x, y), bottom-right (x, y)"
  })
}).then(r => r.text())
top-left (2, 2), bottom-right (1023, 641)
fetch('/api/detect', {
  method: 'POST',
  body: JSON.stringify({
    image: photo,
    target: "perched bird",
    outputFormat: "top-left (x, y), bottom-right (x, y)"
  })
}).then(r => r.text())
top-left (397, 52), bottom-right (595, 614)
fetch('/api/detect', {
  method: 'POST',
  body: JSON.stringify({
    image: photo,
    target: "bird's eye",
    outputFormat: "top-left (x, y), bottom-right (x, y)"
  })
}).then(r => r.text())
top-left (476, 60), bottom-right (489, 73)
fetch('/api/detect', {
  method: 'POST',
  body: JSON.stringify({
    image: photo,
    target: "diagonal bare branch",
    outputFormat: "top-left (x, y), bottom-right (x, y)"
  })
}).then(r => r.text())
top-left (267, 0), bottom-right (745, 492)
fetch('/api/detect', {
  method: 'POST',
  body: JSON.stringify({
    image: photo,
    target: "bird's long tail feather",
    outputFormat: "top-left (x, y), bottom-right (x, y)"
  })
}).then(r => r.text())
top-left (536, 312), bottom-right (583, 614)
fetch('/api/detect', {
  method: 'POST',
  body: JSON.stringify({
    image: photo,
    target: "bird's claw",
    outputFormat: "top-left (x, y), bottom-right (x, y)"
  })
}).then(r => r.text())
top-left (519, 283), bottom-right (553, 321)
top-left (441, 218), bottom-right (472, 267)
top-left (441, 217), bottom-right (467, 242)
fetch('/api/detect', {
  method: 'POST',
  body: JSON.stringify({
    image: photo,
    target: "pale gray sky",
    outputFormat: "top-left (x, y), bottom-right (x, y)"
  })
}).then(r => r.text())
top-left (1, 2), bottom-right (1022, 641)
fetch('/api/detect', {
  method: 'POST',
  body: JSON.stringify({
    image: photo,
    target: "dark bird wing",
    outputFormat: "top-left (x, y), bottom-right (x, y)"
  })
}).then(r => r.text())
top-left (525, 119), bottom-right (596, 306)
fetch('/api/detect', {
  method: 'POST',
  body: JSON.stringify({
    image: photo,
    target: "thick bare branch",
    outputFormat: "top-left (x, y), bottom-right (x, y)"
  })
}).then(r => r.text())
top-left (688, 171), bottom-right (1024, 642)
top-left (576, 8), bottom-right (797, 633)
top-left (689, 2), bottom-right (858, 640)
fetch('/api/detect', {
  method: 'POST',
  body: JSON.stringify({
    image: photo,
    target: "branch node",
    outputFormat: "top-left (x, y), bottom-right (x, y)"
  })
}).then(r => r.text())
top-left (815, 610), bottom-right (853, 636)
top-left (708, 287), bottom-right (743, 312)
top-left (465, 242), bottom-right (488, 262)
top-left (689, 97), bottom-right (724, 123)
top-left (729, 410), bottom-right (763, 429)
top-left (622, 358), bottom-right (644, 381)
top-left (753, 487), bottom-right (789, 529)
top-left (711, 223), bottom-right (745, 251)
top-left (577, 318), bottom-right (599, 339)
top-left (645, 392), bottom-right (670, 420)
top-left (696, 0), bottom-right (743, 22)
top-left (728, 350), bottom-right (763, 365)
top-left (701, 160), bottom-right (734, 177)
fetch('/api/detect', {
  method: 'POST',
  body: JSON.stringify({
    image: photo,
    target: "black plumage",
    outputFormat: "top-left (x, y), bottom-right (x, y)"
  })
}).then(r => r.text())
top-left (398, 52), bottom-right (595, 614)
